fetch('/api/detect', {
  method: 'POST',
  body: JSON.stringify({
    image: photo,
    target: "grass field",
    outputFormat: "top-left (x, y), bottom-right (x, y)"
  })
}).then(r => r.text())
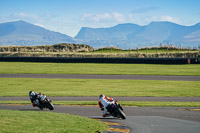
top-left (0, 62), bottom-right (200, 75)
top-left (0, 110), bottom-right (107, 133)
top-left (92, 48), bottom-right (199, 54)
top-left (1, 101), bottom-right (200, 107)
top-left (0, 78), bottom-right (199, 97)
top-left (1, 56), bottom-right (199, 132)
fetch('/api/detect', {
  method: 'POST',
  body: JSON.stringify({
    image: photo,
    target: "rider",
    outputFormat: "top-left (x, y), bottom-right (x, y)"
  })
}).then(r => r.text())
top-left (98, 94), bottom-right (115, 117)
top-left (29, 91), bottom-right (42, 107)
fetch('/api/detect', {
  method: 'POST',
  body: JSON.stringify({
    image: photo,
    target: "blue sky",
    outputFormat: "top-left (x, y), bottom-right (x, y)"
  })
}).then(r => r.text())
top-left (0, 0), bottom-right (200, 37)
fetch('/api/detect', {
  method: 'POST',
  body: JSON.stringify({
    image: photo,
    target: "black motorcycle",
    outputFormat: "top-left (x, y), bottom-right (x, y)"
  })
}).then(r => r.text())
top-left (107, 101), bottom-right (126, 119)
top-left (35, 95), bottom-right (54, 110)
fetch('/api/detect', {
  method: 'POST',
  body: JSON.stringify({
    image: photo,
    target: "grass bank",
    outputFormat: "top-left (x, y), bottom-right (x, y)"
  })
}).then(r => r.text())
top-left (0, 110), bottom-right (107, 133)
top-left (0, 78), bottom-right (199, 97)
top-left (1, 101), bottom-right (200, 107)
top-left (0, 62), bottom-right (200, 75)
top-left (55, 101), bottom-right (200, 107)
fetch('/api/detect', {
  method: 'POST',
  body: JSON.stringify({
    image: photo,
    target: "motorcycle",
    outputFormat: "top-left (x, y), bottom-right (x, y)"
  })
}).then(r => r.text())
top-left (33, 94), bottom-right (54, 110)
top-left (106, 101), bottom-right (126, 119)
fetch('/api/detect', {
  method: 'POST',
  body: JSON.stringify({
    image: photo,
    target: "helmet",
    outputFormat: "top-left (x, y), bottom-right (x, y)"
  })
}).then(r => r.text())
top-left (29, 91), bottom-right (36, 96)
top-left (99, 94), bottom-right (105, 99)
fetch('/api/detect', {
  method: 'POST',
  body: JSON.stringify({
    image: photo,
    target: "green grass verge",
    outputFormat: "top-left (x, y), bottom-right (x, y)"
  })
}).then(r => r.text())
top-left (0, 78), bottom-right (200, 97)
top-left (0, 109), bottom-right (108, 133)
top-left (93, 48), bottom-right (199, 54)
top-left (1, 101), bottom-right (200, 107)
top-left (120, 101), bottom-right (200, 107)
top-left (0, 62), bottom-right (199, 75)
top-left (55, 101), bottom-right (200, 107)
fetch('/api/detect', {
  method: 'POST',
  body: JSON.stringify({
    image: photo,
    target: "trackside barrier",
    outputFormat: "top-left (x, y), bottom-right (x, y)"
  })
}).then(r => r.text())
top-left (0, 57), bottom-right (199, 64)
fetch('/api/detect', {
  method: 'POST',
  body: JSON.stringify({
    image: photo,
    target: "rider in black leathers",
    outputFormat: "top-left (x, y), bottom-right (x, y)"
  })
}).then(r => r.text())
top-left (29, 91), bottom-right (42, 107)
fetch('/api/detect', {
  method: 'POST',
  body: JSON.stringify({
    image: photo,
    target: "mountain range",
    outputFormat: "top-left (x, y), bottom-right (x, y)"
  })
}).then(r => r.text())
top-left (75, 21), bottom-right (200, 49)
top-left (0, 20), bottom-right (200, 49)
top-left (0, 20), bottom-right (76, 46)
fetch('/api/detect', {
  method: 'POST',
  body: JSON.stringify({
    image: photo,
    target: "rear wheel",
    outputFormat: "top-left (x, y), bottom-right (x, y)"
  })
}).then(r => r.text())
top-left (38, 104), bottom-right (43, 110)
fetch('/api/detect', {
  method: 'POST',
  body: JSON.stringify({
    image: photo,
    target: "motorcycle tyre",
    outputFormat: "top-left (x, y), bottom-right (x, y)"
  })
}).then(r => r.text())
top-left (118, 104), bottom-right (123, 111)
top-left (115, 108), bottom-right (126, 119)
top-left (38, 105), bottom-right (43, 110)
top-left (47, 101), bottom-right (54, 110)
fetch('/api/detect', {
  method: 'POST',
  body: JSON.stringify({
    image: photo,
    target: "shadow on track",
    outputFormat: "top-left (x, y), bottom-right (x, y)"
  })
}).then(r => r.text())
top-left (18, 109), bottom-right (41, 111)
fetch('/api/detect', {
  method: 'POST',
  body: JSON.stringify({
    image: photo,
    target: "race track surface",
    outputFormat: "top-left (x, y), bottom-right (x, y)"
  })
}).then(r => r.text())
top-left (0, 104), bottom-right (200, 133)
top-left (0, 74), bottom-right (200, 81)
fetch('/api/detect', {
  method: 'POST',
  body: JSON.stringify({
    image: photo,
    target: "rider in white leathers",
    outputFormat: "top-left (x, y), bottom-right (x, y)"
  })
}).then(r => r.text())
top-left (98, 94), bottom-right (115, 117)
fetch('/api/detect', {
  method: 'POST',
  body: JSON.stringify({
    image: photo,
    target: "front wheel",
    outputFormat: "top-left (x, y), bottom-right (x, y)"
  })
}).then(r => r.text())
top-left (115, 108), bottom-right (126, 119)
top-left (47, 101), bottom-right (54, 110)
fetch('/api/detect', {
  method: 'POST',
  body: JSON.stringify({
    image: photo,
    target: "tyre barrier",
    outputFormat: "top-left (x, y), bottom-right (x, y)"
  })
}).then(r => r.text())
top-left (0, 56), bottom-right (199, 64)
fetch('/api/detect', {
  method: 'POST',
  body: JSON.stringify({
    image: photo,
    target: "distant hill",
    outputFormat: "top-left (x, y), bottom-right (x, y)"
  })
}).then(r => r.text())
top-left (0, 20), bottom-right (200, 49)
top-left (0, 20), bottom-right (77, 46)
top-left (75, 23), bottom-right (142, 41)
top-left (75, 21), bottom-right (200, 49)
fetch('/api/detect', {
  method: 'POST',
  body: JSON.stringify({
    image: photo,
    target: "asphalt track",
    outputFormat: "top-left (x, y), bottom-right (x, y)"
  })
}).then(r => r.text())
top-left (1, 74), bottom-right (200, 132)
top-left (0, 73), bottom-right (200, 81)
top-left (0, 104), bottom-right (200, 133)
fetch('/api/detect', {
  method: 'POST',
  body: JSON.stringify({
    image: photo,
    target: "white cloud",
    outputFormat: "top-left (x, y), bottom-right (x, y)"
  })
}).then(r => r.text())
top-left (81, 13), bottom-right (112, 22)
top-left (128, 14), bottom-right (135, 20)
top-left (2, 12), bottom-right (58, 24)
top-left (81, 12), bottom-right (126, 22)
top-left (113, 12), bottom-right (125, 22)
top-left (0, 12), bottom-right (41, 25)
top-left (145, 16), bottom-right (180, 24)
top-left (11, 12), bottom-right (39, 20)
top-left (160, 16), bottom-right (180, 23)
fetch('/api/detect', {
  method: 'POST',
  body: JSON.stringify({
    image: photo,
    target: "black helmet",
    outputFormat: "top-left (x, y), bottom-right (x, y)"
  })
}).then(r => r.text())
top-left (29, 91), bottom-right (36, 96)
top-left (99, 94), bottom-right (105, 99)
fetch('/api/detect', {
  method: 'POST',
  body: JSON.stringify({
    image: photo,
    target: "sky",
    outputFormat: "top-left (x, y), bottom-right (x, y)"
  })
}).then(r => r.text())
top-left (0, 0), bottom-right (200, 37)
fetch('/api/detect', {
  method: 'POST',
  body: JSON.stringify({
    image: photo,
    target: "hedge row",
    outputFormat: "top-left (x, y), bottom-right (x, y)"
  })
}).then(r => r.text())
top-left (0, 57), bottom-right (199, 64)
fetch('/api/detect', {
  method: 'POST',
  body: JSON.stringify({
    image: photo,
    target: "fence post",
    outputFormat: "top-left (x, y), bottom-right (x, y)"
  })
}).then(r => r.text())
top-left (187, 58), bottom-right (191, 64)
top-left (156, 47), bottom-right (158, 54)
